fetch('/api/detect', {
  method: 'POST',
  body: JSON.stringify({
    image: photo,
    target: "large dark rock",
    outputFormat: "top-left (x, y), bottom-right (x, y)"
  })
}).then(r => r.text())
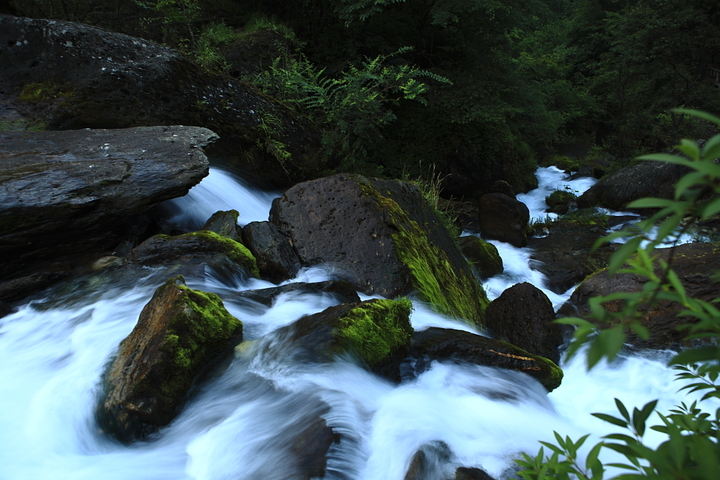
top-left (478, 193), bottom-right (531, 247)
top-left (408, 327), bottom-right (563, 392)
top-left (0, 15), bottom-right (321, 186)
top-left (559, 242), bottom-right (720, 350)
top-left (242, 220), bottom-right (302, 283)
top-left (97, 276), bottom-right (243, 443)
top-left (0, 126), bottom-right (213, 282)
top-left (485, 283), bottom-right (564, 364)
top-left (201, 210), bottom-right (241, 241)
top-left (458, 236), bottom-right (503, 279)
top-left (577, 160), bottom-right (690, 210)
top-left (528, 218), bottom-right (617, 294)
top-left (269, 298), bottom-right (414, 376)
top-left (270, 174), bottom-right (487, 326)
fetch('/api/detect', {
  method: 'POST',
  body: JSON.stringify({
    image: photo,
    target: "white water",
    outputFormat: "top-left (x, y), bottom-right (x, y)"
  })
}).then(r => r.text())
top-left (0, 167), bottom-right (705, 480)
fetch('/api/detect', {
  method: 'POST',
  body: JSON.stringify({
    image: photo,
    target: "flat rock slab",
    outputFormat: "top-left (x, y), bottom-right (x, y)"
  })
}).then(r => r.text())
top-left (0, 125), bottom-right (215, 280)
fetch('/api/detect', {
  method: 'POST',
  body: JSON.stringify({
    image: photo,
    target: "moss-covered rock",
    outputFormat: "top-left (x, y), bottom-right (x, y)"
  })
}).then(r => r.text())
top-left (125, 230), bottom-right (260, 278)
top-left (270, 174), bottom-right (488, 326)
top-left (275, 298), bottom-right (414, 376)
top-left (97, 276), bottom-right (242, 443)
top-left (458, 236), bottom-right (503, 279)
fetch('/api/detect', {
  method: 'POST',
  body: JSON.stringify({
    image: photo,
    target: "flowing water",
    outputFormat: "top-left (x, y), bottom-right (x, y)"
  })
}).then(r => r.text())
top-left (0, 167), bottom-right (706, 479)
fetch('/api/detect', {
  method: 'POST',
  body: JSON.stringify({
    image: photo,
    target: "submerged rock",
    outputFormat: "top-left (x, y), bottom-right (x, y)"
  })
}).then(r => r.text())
top-left (0, 126), bottom-right (214, 283)
top-left (233, 280), bottom-right (360, 308)
top-left (270, 174), bottom-right (487, 326)
top-left (97, 276), bottom-right (242, 443)
top-left (408, 327), bottom-right (563, 392)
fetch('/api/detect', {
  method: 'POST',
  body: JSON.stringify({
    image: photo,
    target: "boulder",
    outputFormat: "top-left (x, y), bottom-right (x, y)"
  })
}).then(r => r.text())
top-left (124, 230), bottom-right (260, 281)
top-left (458, 236), bottom-right (503, 279)
top-left (559, 242), bottom-right (720, 350)
top-left (201, 210), bottom-right (241, 241)
top-left (404, 441), bottom-right (454, 480)
top-left (270, 298), bottom-right (413, 376)
top-left (0, 15), bottom-right (321, 186)
top-left (478, 193), bottom-right (531, 247)
top-left (577, 160), bottom-right (689, 210)
top-left (270, 174), bottom-right (487, 326)
top-left (242, 221), bottom-right (302, 283)
top-left (408, 328), bottom-right (563, 392)
top-left (485, 283), bottom-right (564, 364)
top-left (455, 467), bottom-right (495, 480)
top-left (0, 126), bottom-right (213, 282)
top-left (528, 217), bottom-right (617, 294)
top-left (97, 276), bottom-right (243, 443)
top-left (233, 281), bottom-right (361, 308)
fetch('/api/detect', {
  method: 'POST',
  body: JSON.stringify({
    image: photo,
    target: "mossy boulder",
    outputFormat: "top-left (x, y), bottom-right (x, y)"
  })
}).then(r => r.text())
top-left (408, 327), bottom-right (563, 392)
top-left (125, 230), bottom-right (260, 279)
top-left (97, 276), bottom-right (242, 443)
top-left (269, 174), bottom-right (488, 326)
top-left (274, 298), bottom-right (414, 376)
top-left (201, 210), bottom-right (241, 241)
top-left (458, 236), bottom-right (503, 279)
top-left (545, 190), bottom-right (577, 215)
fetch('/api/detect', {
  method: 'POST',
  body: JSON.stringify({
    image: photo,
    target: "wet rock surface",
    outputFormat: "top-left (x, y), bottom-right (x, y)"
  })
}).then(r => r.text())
top-left (242, 220), bottom-right (302, 283)
top-left (560, 242), bottom-right (720, 350)
top-left (97, 276), bottom-right (242, 443)
top-left (0, 126), bottom-right (214, 282)
top-left (478, 193), bottom-right (531, 247)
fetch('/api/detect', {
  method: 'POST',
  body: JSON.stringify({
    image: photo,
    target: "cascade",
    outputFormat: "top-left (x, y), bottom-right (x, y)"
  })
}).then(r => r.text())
top-left (0, 167), bottom-right (705, 480)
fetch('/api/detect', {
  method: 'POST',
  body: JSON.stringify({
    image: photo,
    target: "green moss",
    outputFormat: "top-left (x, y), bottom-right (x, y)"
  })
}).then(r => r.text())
top-left (358, 181), bottom-right (488, 327)
top-left (558, 208), bottom-right (609, 229)
top-left (156, 277), bottom-right (242, 399)
top-left (545, 189), bottom-right (577, 207)
top-left (182, 230), bottom-right (260, 277)
top-left (19, 81), bottom-right (75, 103)
top-left (334, 298), bottom-right (413, 366)
top-left (532, 354), bottom-right (564, 392)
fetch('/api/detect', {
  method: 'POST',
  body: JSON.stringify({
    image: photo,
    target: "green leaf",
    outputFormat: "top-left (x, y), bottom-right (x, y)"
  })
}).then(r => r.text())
top-left (699, 196), bottom-right (720, 219)
top-left (674, 171), bottom-right (707, 200)
top-left (673, 108), bottom-right (720, 127)
top-left (702, 133), bottom-right (720, 161)
top-left (592, 413), bottom-right (629, 428)
top-left (615, 398), bottom-right (631, 422)
top-left (677, 139), bottom-right (700, 161)
top-left (608, 237), bottom-right (643, 274)
top-left (637, 153), bottom-right (693, 167)
top-left (626, 197), bottom-right (676, 209)
top-left (669, 346), bottom-right (720, 366)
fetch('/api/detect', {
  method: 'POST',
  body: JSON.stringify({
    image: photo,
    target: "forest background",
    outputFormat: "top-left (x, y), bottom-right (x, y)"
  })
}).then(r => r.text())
top-left (5, 0), bottom-right (720, 199)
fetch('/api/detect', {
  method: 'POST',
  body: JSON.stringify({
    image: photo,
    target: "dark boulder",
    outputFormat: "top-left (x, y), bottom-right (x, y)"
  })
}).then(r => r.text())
top-left (242, 221), bottom-right (302, 283)
top-left (270, 174), bottom-right (487, 326)
top-left (0, 126), bottom-right (213, 283)
top-left (234, 281), bottom-right (360, 308)
top-left (559, 242), bottom-right (720, 350)
top-left (201, 210), bottom-right (241, 241)
top-left (404, 441), bottom-right (454, 480)
top-left (269, 298), bottom-right (414, 376)
top-left (485, 283), bottom-right (564, 363)
top-left (0, 15), bottom-right (322, 186)
top-left (528, 218), bottom-right (617, 294)
top-left (408, 328), bottom-right (563, 392)
top-left (478, 193), bottom-right (531, 247)
top-left (455, 467), bottom-right (495, 480)
top-left (577, 160), bottom-right (689, 210)
top-left (97, 276), bottom-right (243, 443)
top-left (458, 236), bottom-right (503, 279)
top-left (124, 230), bottom-right (260, 282)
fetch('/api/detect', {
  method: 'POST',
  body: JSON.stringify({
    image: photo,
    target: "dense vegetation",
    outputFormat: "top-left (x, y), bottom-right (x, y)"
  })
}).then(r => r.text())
top-left (5, 0), bottom-right (720, 195)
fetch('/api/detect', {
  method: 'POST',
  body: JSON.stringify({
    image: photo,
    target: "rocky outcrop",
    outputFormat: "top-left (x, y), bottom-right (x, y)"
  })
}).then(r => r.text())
top-left (0, 126), bottom-right (214, 282)
top-left (408, 327), bottom-right (563, 392)
top-left (485, 283), bottom-right (564, 363)
top-left (577, 160), bottom-right (689, 210)
top-left (97, 276), bottom-right (243, 443)
top-left (458, 236), bottom-right (503, 279)
top-left (269, 298), bottom-right (414, 375)
top-left (0, 15), bottom-right (321, 186)
top-left (124, 230), bottom-right (260, 281)
top-left (201, 210), bottom-right (241, 241)
top-left (559, 242), bottom-right (720, 350)
top-left (242, 221), bottom-right (302, 283)
top-left (478, 193), bottom-right (531, 247)
top-left (270, 174), bottom-right (487, 326)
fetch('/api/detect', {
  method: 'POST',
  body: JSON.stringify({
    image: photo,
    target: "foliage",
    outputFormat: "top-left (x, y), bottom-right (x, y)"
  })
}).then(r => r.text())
top-left (515, 109), bottom-right (720, 479)
top-left (250, 48), bottom-right (450, 174)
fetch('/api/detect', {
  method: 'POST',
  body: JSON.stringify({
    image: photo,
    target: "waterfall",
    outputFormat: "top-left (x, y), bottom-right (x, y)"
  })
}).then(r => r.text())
top-left (0, 167), bottom-right (704, 480)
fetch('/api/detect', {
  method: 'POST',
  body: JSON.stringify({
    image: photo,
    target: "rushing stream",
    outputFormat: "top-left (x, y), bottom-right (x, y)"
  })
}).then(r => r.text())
top-left (0, 167), bottom-right (706, 480)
